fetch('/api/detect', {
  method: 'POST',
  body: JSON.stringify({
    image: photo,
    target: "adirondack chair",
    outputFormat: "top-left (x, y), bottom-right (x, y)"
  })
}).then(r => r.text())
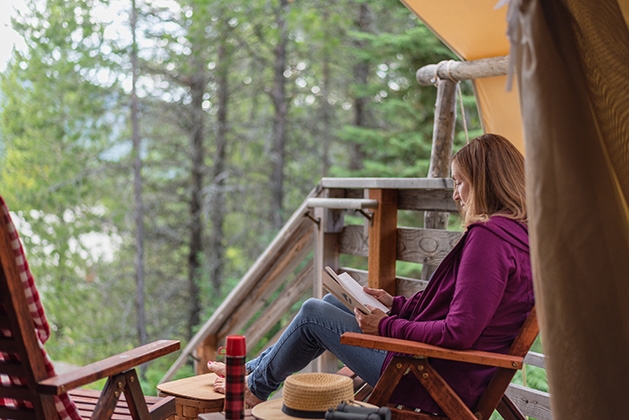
top-left (340, 306), bottom-right (539, 420)
top-left (0, 203), bottom-right (180, 420)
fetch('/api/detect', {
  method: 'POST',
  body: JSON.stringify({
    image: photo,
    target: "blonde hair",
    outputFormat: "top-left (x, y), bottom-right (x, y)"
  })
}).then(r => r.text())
top-left (451, 133), bottom-right (527, 227)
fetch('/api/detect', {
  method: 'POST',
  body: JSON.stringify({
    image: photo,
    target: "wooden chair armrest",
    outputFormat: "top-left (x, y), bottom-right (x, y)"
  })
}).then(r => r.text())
top-left (340, 332), bottom-right (522, 369)
top-left (37, 339), bottom-right (180, 395)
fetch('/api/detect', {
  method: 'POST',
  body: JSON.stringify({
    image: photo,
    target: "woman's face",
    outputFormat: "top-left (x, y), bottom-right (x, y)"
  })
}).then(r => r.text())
top-left (451, 160), bottom-right (470, 208)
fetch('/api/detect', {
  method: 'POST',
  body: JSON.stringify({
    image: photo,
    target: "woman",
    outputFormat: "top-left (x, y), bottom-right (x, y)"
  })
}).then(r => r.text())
top-left (209, 133), bottom-right (535, 414)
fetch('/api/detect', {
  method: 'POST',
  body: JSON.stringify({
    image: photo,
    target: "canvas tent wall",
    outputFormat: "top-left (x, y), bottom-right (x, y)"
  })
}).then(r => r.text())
top-left (401, 0), bottom-right (629, 418)
top-left (401, 0), bottom-right (525, 151)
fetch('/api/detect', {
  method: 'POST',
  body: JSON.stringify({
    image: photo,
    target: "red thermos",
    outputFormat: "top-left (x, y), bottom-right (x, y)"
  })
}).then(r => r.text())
top-left (224, 335), bottom-right (246, 419)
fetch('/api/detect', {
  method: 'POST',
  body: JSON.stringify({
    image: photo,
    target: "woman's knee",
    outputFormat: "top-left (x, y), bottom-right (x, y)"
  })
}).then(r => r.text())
top-left (322, 293), bottom-right (339, 305)
top-left (299, 297), bottom-right (329, 319)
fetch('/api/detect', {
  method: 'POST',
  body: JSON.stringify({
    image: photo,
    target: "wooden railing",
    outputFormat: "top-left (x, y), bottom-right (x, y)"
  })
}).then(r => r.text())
top-left (160, 177), bottom-right (551, 419)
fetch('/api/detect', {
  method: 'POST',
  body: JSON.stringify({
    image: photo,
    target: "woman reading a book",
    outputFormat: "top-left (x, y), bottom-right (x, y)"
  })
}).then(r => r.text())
top-left (208, 133), bottom-right (534, 414)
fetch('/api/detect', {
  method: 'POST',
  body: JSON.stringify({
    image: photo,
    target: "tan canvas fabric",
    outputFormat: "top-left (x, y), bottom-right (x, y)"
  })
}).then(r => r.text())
top-left (473, 75), bottom-right (524, 151)
top-left (400, 0), bottom-right (511, 59)
top-left (400, 0), bottom-right (526, 150)
top-left (508, 0), bottom-right (629, 418)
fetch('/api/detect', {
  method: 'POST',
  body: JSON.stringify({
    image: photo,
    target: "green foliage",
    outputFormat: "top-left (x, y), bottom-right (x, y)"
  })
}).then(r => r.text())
top-left (0, 0), bottom-right (489, 387)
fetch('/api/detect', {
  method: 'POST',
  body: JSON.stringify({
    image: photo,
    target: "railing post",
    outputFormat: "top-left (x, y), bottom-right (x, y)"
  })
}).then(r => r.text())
top-left (367, 189), bottom-right (398, 295)
top-left (313, 188), bottom-right (345, 373)
top-left (312, 190), bottom-right (345, 298)
top-left (195, 334), bottom-right (217, 374)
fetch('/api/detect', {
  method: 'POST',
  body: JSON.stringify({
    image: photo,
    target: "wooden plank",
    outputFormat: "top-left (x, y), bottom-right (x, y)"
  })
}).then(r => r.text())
top-left (37, 340), bottom-right (180, 394)
top-left (338, 225), bottom-right (368, 256)
top-left (325, 187), bottom-right (457, 212)
top-left (243, 262), bottom-right (313, 345)
top-left (0, 335), bottom-right (21, 354)
top-left (340, 333), bottom-right (524, 369)
top-left (195, 334), bottom-right (217, 375)
top-left (68, 389), bottom-right (175, 420)
top-left (0, 386), bottom-right (39, 401)
top-left (122, 370), bottom-right (153, 420)
top-left (496, 394), bottom-right (527, 420)
top-left (367, 357), bottom-right (406, 407)
top-left (0, 406), bottom-right (37, 420)
top-left (339, 225), bottom-right (462, 266)
top-left (473, 308), bottom-right (539, 417)
top-left (215, 227), bottom-right (314, 338)
top-left (397, 228), bottom-right (462, 265)
top-left (320, 177), bottom-right (453, 190)
top-left (412, 360), bottom-right (476, 420)
top-left (398, 189), bottom-right (457, 212)
top-left (306, 198), bottom-right (378, 209)
top-left (396, 277), bottom-right (428, 297)
top-left (367, 189), bottom-right (398, 294)
top-left (0, 358), bottom-right (28, 377)
top-left (524, 351), bottom-right (546, 369)
top-left (505, 383), bottom-right (552, 420)
top-left (197, 225), bottom-right (313, 359)
top-left (145, 396), bottom-right (177, 420)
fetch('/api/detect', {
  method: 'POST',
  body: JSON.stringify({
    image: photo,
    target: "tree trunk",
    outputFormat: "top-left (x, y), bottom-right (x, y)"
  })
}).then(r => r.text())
top-left (187, 63), bottom-right (206, 339)
top-left (130, 0), bottom-right (147, 353)
top-left (320, 9), bottom-right (332, 177)
top-left (209, 30), bottom-right (229, 295)
top-left (349, 3), bottom-right (372, 171)
top-left (268, 0), bottom-right (290, 229)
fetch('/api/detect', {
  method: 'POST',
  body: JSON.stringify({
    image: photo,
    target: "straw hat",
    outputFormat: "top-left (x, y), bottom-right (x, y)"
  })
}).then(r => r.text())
top-left (252, 372), bottom-right (375, 419)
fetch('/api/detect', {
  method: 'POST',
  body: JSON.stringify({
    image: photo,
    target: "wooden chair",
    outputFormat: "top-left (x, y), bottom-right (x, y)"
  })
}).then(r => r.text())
top-left (340, 307), bottom-right (539, 420)
top-left (0, 207), bottom-right (180, 419)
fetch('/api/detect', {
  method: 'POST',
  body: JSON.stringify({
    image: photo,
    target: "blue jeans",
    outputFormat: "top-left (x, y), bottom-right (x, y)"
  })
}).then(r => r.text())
top-left (244, 294), bottom-right (387, 400)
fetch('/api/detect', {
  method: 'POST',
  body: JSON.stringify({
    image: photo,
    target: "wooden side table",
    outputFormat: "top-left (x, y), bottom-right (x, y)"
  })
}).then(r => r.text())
top-left (157, 373), bottom-right (225, 420)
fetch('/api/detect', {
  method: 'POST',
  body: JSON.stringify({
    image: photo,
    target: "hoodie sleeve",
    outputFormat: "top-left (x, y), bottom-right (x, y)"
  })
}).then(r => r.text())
top-left (389, 294), bottom-right (411, 316)
top-left (378, 224), bottom-right (515, 349)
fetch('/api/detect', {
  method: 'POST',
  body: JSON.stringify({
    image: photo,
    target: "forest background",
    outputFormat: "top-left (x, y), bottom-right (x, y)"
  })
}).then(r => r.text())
top-left (0, 0), bottom-right (493, 395)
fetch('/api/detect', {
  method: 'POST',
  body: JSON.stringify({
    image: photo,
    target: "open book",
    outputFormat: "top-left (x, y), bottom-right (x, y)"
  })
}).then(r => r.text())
top-left (322, 266), bottom-right (390, 315)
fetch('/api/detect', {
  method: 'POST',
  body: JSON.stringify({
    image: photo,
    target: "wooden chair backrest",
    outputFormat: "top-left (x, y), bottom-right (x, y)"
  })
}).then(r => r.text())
top-left (0, 212), bottom-right (60, 419)
top-left (474, 306), bottom-right (539, 419)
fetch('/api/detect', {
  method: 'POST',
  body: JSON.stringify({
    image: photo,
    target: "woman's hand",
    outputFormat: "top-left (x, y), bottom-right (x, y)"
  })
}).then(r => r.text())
top-left (363, 287), bottom-right (393, 309)
top-left (354, 307), bottom-right (388, 335)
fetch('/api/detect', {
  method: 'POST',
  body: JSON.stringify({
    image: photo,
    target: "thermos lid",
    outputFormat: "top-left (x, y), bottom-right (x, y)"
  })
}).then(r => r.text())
top-left (226, 335), bottom-right (246, 356)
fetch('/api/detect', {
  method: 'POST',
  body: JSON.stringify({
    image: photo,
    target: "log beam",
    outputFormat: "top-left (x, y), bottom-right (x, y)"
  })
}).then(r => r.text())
top-left (423, 75), bottom-right (458, 279)
top-left (424, 78), bottom-right (457, 235)
top-left (416, 56), bottom-right (509, 86)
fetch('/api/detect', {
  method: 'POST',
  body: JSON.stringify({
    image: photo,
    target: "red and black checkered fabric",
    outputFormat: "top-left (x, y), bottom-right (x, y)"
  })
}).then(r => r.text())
top-left (224, 355), bottom-right (246, 419)
top-left (0, 196), bottom-right (81, 419)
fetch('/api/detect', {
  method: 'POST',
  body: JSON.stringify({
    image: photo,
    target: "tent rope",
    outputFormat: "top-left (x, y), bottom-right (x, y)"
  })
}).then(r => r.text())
top-left (457, 83), bottom-right (469, 143)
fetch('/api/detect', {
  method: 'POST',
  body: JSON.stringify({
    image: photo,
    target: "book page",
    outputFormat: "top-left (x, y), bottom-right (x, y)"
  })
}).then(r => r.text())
top-left (322, 269), bottom-right (369, 313)
top-left (323, 267), bottom-right (389, 314)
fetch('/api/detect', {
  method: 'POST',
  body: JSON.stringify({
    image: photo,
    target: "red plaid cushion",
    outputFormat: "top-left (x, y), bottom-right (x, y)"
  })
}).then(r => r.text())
top-left (0, 196), bottom-right (81, 419)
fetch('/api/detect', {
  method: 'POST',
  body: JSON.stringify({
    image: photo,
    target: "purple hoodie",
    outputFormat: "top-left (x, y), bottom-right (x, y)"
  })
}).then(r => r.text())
top-left (378, 216), bottom-right (534, 414)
